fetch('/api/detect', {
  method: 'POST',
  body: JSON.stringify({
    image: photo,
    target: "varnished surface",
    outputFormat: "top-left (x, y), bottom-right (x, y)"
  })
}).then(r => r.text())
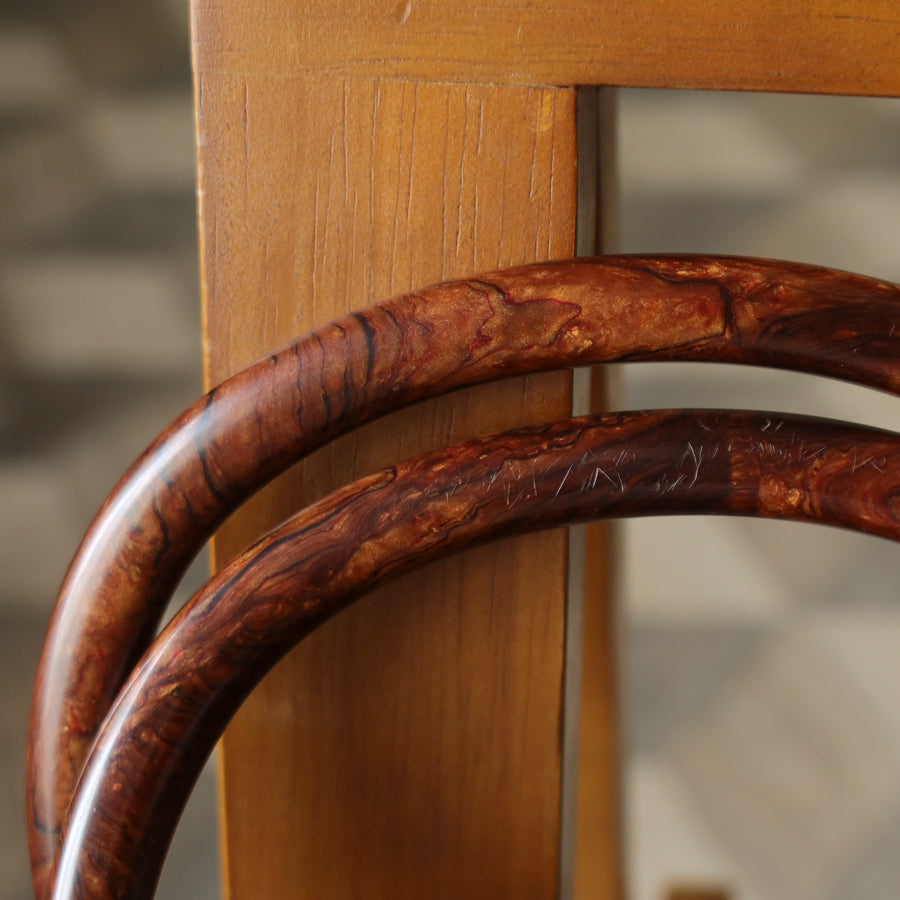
top-left (577, 385), bottom-right (623, 900)
top-left (191, 0), bottom-right (900, 96)
top-left (27, 256), bottom-right (900, 896)
top-left (52, 409), bottom-right (900, 900)
top-left (199, 79), bottom-right (579, 900)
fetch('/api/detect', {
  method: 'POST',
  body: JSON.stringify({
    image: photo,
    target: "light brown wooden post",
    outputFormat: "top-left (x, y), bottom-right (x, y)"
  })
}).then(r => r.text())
top-left (193, 70), bottom-right (603, 897)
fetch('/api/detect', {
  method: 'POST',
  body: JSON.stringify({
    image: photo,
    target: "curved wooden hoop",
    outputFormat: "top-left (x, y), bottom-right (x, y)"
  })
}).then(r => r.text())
top-left (29, 256), bottom-right (900, 894)
top-left (51, 409), bottom-right (900, 900)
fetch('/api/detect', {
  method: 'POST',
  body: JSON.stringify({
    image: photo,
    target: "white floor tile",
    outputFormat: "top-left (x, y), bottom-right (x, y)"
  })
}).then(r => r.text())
top-left (745, 93), bottom-right (900, 172)
top-left (620, 91), bottom-right (806, 196)
top-left (740, 176), bottom-right (900, 284)
top-left (627, 755), bottom-right (764, 900)
top-left (810, 611), bottom-right (900, 755)
top-left (670, 630), bottom-right (900, 900)
top-left (733, 517), bottom-right (875, 605)
top-left (622, 516), bottom-right (790, 625)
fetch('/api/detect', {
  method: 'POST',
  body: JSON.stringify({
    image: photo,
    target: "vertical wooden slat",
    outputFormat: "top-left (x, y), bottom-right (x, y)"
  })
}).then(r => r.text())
top-left (570, 86), bottom-right (625, 900)
top-left (195, 72), bottom-right (583, 898)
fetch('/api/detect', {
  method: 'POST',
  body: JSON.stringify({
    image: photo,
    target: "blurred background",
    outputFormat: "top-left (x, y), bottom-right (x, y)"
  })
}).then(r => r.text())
top-left (1, 2), bottom-right (899, 899)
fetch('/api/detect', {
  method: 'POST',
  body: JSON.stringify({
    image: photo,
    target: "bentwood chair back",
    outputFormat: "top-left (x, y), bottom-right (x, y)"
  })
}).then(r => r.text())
top-left (31, 258), bottom-right (900, 900)
top-left (27, 2), bottom-right (900, 898)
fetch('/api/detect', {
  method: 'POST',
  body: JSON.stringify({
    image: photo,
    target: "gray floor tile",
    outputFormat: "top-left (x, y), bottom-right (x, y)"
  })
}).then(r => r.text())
top-left (1, 254), bottom-right (199, 376)
top-left (25, 189), bottom-right (198, 254)
top-left (670, 631), bottom-right (900, 900)
top-left (0, 615), bottom-right (48, 900)
top-left (817, 541), bottom-right (900, 609)
top-left (621, 194), bottom-right (786, 256)
top-left (0, 28), bottom-right (77, 113)
top-left (825, 796), bottom-right (900, 900)
top-left (626, 624), bottom-right (768, 754)
top-left (628, 756), bottom-right (762, 900)
top-left (0, 122), bottom-right (98, 245)
top-left (620, 90), bottom-right (807, 195)
top-left (79, 94), bottom-right (197, 189)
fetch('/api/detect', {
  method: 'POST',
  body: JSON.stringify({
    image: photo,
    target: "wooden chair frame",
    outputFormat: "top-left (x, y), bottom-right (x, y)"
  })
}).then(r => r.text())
top-left (31, 258), bottom-right (900, 899)
top-left (29, 2), bottom-right (900, 897)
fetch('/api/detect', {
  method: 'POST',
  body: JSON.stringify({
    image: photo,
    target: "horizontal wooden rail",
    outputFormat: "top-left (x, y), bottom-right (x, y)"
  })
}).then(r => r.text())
top-left (192, 0), bottom-right (900, 96)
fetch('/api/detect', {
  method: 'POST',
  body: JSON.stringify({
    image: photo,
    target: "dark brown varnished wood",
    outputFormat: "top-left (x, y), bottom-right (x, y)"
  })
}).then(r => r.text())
top-left (28, 256), bottom-right (900, 895)
top-left (51, 409), bottom-right (900, 900)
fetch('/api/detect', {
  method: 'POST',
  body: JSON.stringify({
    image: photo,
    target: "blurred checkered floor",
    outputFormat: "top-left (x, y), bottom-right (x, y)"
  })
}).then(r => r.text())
top-left (1, 5), bottom-right (899, 900)
top-left (0, 3), bottom-right (208, 898)
top-left (619, 90), bottom-right (900, 900)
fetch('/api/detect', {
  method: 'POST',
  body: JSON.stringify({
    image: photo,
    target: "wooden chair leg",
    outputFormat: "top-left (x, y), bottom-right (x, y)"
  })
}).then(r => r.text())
top-left (667, 887), bottom-right (732, 900)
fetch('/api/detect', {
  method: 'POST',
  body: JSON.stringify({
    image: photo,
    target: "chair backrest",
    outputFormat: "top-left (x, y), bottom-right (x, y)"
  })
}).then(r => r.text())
top-left (29, 2), bottom-right (900, 896)
top-left (186, 5), bottom-right (900, 897)
top-left (32, 258), bottom-right (900, 899)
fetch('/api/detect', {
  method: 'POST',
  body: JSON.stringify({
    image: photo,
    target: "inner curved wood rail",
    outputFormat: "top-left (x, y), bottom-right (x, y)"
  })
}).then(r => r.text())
top-left (51, 409), bottom-right (900, 900)
top-left (29, 255), bottom-right (900, 895)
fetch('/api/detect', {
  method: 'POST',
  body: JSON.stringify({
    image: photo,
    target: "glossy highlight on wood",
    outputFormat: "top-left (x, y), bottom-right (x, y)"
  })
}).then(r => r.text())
top-left (52, 409), bottom-right (900, 900)
top-left (27, 255), bottom-right (900, 897)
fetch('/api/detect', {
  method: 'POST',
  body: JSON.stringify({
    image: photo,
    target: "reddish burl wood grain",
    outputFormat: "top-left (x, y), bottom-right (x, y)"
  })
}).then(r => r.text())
top-left (28, 256), bottom-right (900, 895)
top-left (51, 409), bottom-right (900, 900)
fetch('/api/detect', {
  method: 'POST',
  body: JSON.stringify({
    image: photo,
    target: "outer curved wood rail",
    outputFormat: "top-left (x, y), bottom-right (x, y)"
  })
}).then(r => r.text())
top-left (29, 256), bottom-right (900, 895)
top-left (51, 409), bottom-right (900, 900)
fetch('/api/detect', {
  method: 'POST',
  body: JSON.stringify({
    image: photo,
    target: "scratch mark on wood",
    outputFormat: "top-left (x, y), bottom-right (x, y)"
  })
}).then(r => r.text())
top-left (555, 463), bottom-right (574, 497)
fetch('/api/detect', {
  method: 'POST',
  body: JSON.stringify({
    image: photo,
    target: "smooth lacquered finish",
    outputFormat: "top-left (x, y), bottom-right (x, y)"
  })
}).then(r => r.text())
top-left (51, 409), bottom-right (900, 900)
top-left (29, 256), bottom-right (900, 896)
